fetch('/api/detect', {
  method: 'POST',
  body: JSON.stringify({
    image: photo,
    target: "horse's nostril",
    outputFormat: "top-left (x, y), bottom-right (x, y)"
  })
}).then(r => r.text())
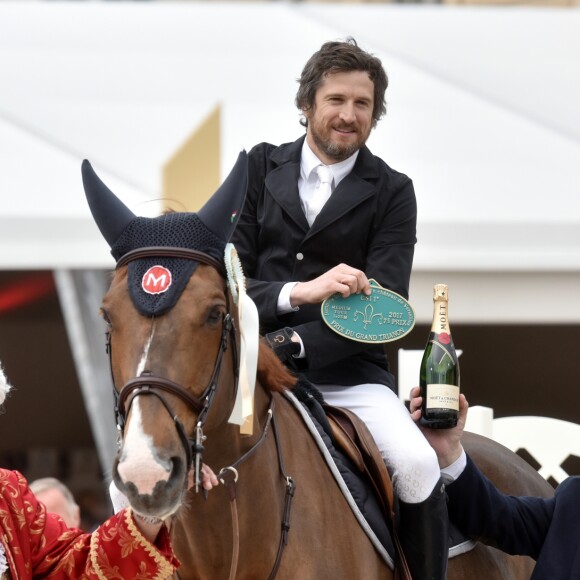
top-left (169, 456), bottom-right (184, 479)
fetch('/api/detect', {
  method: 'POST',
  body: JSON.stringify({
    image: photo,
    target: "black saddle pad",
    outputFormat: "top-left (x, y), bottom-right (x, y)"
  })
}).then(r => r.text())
top-left (292, 376), bottom-right (474, 560)
top-left (293, 377), bottom-right (396, 559)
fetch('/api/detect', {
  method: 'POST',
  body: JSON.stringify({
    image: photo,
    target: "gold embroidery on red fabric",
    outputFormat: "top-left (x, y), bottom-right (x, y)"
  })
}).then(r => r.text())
top-left (2, 471), bottom-right (175, 579)
top-left (1, 472), bottom-right (30, 575)
top-left (126, 509), bottom-right (175, 580)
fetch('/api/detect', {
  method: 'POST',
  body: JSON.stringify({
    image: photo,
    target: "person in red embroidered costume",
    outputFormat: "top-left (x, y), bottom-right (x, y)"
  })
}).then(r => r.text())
top-left (0, 363), bottom-right (179, 579)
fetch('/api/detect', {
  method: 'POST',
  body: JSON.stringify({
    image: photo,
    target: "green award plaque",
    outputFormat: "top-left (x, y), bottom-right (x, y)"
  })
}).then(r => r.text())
top-left (321, 279), bottom-right (415, 343)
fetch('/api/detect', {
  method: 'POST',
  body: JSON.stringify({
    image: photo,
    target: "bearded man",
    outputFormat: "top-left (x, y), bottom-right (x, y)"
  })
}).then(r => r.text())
top-left (231, 38), bottom-right (447, 580)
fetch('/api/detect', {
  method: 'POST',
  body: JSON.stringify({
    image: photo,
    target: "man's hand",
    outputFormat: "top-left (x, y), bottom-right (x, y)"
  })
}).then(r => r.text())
top-left (409, 386), bottom-right (468, 469)
top-left (263, 327), bottom-right (301, 364)
top-left (187, 463), bottom-right (220, 492)
top-left (290, 263), bottom-right (371, 306)
top-left (201, 464), bottom-right (220, 491)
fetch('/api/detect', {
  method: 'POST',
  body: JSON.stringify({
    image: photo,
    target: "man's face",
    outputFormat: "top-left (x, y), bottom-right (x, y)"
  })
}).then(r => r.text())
top-left (304, 70), bottom-right (375, 165)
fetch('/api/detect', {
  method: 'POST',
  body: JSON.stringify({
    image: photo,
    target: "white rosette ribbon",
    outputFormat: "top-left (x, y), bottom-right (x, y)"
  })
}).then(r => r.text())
top-left (224, 244), bottom-right (259, 435)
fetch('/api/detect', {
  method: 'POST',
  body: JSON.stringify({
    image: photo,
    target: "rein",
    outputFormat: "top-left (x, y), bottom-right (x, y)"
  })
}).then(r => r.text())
top-left (217, 397), bottom-right (295, 580)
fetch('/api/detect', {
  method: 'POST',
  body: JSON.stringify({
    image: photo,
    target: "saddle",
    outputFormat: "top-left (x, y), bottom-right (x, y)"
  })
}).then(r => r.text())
top-left (291, 377), bottom-right (411, 578)
top-left (324, 404), bottom-right (412, 580)
top-left (290, 378), bottom-right (475, 577)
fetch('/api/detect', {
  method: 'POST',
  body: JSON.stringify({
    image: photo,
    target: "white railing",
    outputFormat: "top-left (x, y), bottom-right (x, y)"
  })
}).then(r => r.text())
top-left (466, 409), bottom-right (580, 484)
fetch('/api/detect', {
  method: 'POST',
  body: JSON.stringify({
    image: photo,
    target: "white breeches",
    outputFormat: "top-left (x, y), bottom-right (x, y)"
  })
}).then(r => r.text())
top-left (317, 383), bottom-right (440, 504)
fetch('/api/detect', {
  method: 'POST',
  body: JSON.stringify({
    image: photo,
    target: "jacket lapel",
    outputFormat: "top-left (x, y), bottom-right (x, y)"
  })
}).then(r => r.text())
top-left (266, 136), bottom-right (310, 232)
top-left (265, 139), bottom-right (380, 237)
top-left (307, 146), bottom-right (379, 237)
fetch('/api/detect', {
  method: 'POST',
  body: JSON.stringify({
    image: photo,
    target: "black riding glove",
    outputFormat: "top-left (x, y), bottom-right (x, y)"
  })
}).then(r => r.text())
top-left (263, 327), bottom-right (300, 365)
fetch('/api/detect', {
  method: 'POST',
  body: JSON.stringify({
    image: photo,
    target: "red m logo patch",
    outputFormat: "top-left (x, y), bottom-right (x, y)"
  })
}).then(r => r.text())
top-left (142, 265), bottom-right (173, 295)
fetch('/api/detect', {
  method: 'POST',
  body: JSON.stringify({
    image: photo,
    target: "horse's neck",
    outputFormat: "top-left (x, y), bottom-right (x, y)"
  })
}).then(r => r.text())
top-left (205, 380), bottom-right (273, 466)
top-left (252, 379), bottom-right (273, 424)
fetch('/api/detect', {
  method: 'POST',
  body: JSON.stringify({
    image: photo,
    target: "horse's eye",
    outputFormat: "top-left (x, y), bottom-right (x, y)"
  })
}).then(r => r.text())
top-left (207, 307), bottom-right (223, 326)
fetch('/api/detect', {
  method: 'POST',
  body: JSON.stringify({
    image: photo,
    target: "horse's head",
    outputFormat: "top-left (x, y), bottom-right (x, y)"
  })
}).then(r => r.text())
top-left (82, 154), bottom-right (249, 519)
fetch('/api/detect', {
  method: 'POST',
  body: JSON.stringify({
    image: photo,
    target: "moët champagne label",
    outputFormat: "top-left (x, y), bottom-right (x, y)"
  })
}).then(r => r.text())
top-left (426, 384), bottom-right (460, 411)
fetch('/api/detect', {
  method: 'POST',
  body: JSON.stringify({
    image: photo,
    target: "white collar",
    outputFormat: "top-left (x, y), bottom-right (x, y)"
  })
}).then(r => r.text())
top-left (301, 140), bottom-right (359, 187)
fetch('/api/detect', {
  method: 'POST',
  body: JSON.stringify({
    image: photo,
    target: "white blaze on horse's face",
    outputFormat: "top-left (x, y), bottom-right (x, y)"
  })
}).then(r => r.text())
top-left (117, 400), bottom-right (172, 496)
top-left (116, 323), bottom-right (173, 498)
top-left (136, 326), bottom-right (155, 377)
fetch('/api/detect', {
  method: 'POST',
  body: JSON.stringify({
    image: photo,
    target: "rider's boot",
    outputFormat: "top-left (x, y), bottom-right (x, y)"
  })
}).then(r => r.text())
top-left (397, 477), bottom-right (448, 580)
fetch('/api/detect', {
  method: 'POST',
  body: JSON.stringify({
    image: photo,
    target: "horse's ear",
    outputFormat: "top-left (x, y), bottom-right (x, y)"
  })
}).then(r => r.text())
top-left (81, 160), bottom-right (136, 248)
top-left (197, 151), bottom-right (248, 244)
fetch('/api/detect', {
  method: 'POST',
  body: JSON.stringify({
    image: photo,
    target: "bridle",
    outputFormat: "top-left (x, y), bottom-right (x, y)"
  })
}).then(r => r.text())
top-left (107, 245), bottom-right (295, 578)
top-left (107, 246), bottom-right (239, 491)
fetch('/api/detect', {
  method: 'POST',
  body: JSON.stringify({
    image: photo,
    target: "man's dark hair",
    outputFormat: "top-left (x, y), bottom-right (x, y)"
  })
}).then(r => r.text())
top-left (295, 38), bottom-right (388, 128)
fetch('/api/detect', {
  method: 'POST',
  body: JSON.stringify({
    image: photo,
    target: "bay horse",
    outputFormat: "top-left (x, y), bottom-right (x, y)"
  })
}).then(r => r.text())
top-left (82, 154), bottom-right (553, 579)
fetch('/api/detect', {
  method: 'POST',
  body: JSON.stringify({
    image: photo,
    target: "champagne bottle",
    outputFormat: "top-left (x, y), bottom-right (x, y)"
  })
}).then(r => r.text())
top-left (419, 284), bottom-right (460, 429)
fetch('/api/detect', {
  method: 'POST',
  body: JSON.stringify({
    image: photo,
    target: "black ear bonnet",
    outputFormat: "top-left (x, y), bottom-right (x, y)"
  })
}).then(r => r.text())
top-left (82, 152), bottom-right (248, 316)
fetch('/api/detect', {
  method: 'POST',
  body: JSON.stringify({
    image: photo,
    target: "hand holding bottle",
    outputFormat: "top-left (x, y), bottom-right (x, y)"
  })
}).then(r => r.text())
top-left (420, 284), bottom-right (460, 428)
top-left (410, 385), bottom-right (469, 469)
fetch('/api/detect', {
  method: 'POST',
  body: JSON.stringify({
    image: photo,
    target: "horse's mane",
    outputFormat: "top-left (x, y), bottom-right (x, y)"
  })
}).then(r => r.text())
top-left (257, 342), bottom-right (297, 393)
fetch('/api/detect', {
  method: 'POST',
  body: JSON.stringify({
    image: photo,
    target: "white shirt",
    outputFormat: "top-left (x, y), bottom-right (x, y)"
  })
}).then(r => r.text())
top-left (440, 448), bottom-right (467, 482)
top-left (298, 141), bottom-right (359, 226)
top-left (275, 142), bottom-right (359, 358)
top-left (277, 141), bottom-right (359, 316)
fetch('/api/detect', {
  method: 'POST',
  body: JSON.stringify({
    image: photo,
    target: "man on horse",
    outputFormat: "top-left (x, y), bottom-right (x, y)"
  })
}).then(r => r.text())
top-left (410, 386), bottom-right (580, 579)
top-left (231, 38), bottom-right (448, 579)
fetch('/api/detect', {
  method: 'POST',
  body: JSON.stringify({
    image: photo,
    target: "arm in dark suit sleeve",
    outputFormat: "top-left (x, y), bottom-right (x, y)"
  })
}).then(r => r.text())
top-left (230, 144), bottom-right (289, 328)
top-left (292, 176), bottom-right (416, 371)
top-left (233, 145), bottom-right (416, 370)
top-left (447, 454), bottom-right (554, 559)
top-left (364, 176), bottom-right (416, 298)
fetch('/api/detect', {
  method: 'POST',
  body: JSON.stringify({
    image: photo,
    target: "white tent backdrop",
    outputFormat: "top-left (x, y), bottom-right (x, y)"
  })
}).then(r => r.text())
top-left (0, 1), bottom-right (578, 323)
